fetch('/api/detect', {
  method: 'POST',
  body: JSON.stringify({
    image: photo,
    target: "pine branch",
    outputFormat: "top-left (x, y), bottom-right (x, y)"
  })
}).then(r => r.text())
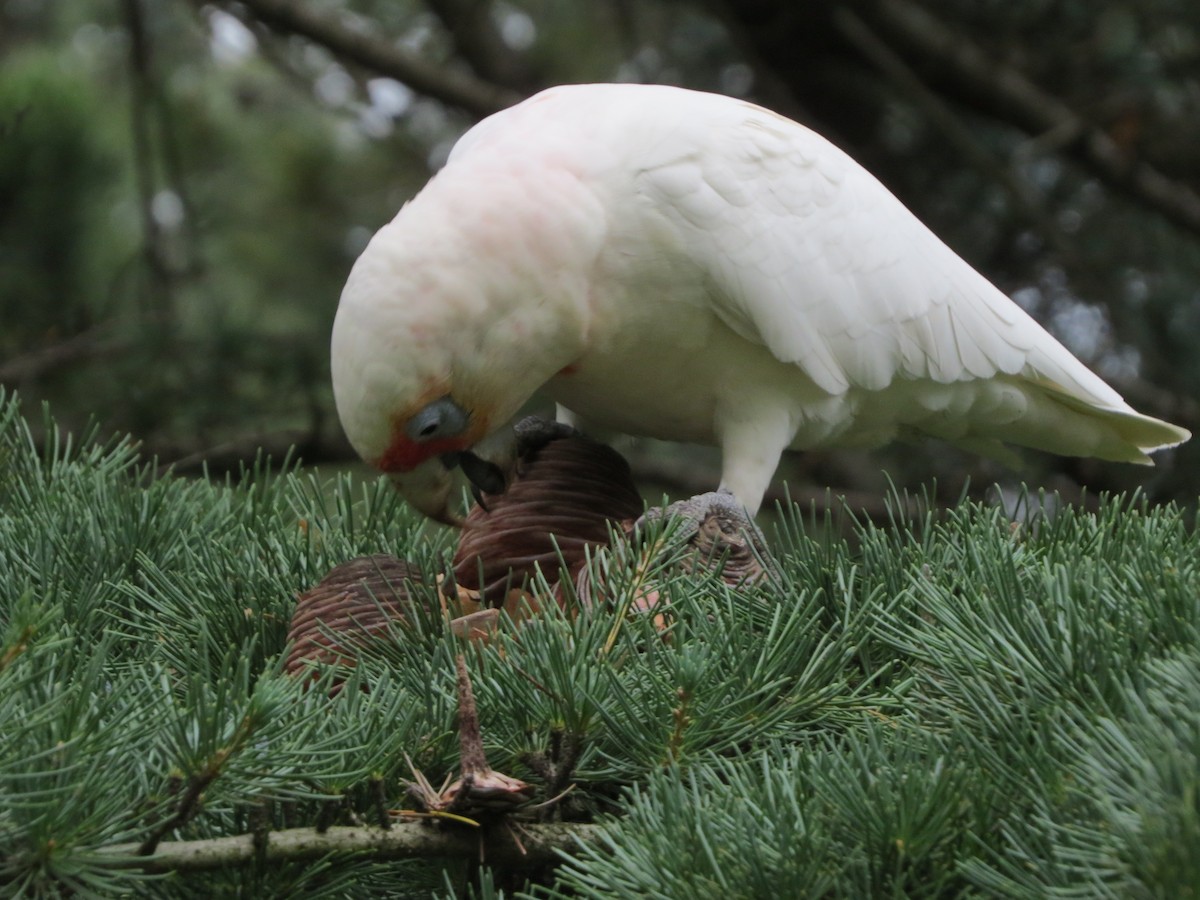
top-left (100, 822), bottom-right (601, 873)
top-left (4, 393), bottom-right (1197, 895)
top-left (204, 0), bottom-right (522, 116)
top-left (122, 0), bottom-right (174, 305)
top-left (0, 325), bottom-right (128, 385)
top-left (422, 0), bottom-right (534, 90)
top-left (869, 0), bottom-right (1200, 236)
top-left (830, 6), bottom-right (1072, 259)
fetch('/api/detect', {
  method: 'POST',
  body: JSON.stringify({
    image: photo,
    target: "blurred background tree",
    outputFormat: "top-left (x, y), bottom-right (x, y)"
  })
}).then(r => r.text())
top-left (3, 0), bottom-right (1198, 508)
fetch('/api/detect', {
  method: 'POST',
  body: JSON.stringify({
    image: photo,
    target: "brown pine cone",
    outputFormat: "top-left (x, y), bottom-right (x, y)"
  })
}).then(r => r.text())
top-left (451, 420), bottom-right (643, 605)
top-left (288, 420), bottom-right (775, 681)
top-left (284, 555), bottom-right (453, 681)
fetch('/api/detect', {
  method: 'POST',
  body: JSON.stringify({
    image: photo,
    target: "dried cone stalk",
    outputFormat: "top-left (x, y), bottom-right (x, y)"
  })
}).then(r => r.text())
top-left (451, 425), bottom-right (644, 608)
top-left (438, 654), bottom-right (534, 815)
top-left (404, 655), bottom-right (534, 823)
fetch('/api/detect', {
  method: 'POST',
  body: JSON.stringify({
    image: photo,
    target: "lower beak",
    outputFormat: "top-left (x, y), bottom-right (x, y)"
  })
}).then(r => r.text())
top-left (441, 449), bottom-right (508, 497)
top-left (390, 458), bottom-right (463, 526)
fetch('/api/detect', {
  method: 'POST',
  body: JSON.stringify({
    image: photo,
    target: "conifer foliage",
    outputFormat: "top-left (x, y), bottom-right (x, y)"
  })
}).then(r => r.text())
top-left (1, 390), bottom-right (1198, 897)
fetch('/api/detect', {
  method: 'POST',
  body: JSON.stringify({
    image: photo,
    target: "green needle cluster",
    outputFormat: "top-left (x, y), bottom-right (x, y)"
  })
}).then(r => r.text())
top-left (1, 390), bottom-right (1198, 898)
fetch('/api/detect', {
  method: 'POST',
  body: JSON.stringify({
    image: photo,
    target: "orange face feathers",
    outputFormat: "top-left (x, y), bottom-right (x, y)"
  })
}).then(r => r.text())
top-left (377, 410), bottom-right (490, 473)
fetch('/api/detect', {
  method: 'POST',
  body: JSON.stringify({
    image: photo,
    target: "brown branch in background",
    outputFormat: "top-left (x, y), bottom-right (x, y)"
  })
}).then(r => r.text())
top-left (831, 6), bottom-right (1073, 261)
top-left (211, 0), bottom-right (521, 116)
top-left (122, 0), bottom-right (172, 308)
top-left (609, 0), bottom-right (640, 63)
top-left (151, 62), bottom-right (205, 280)
top-left (238, 15), bottom-right (326, 96)
top-left (870, 0), bottom-right (1200, 236)
top-left (422, 0), bottom-right (534, 90)
top-left (146, 429), bottom-right (355, 475)
top-left (0, 327), bottom-right (127, 385)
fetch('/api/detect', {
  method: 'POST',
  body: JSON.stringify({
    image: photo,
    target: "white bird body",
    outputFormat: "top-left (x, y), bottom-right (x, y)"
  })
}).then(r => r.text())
top-left (332, 83), bottom-right (1189, 521)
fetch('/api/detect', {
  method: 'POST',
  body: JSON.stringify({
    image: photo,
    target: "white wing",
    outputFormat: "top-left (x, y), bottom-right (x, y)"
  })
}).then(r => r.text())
top-left (632, 92), bottom-right (1187, 459)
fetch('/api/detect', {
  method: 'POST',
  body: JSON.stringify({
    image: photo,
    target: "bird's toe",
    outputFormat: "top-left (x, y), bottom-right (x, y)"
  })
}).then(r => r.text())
top-left (636, 492), bottom-right (775, 588)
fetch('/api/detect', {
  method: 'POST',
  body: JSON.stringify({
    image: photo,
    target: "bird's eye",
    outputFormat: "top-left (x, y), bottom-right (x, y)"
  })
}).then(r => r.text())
top-left (406, 396), bottom-right (469, 443)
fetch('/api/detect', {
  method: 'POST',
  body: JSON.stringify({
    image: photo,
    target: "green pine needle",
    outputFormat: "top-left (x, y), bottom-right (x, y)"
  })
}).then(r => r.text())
top-left (2, 389), bottom-right (1199, 897)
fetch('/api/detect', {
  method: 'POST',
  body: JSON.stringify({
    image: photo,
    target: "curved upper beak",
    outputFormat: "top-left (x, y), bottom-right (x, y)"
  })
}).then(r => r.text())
top-left (390, 457), bottom-right (463, 527)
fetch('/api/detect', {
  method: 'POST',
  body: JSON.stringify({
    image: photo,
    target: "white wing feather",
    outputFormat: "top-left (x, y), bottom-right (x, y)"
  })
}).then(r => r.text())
top-left (445, 84), bottom-right (1187, 465)
top-left (639, 100), bottom-right (1073, 395)
top-left (620, 89), bottom-right (1185, 460)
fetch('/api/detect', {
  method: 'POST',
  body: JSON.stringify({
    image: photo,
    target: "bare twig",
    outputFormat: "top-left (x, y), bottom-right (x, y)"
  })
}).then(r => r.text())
top-left (870, 0), bottom-right (1200, 235)
top-left (0, 626), bottom-right (35, 674)
top-left (205, 0), bottom-right (521, 116)
top-left (138, 769), bottom-right (218, 856)
top-left (423, 0), bottom-right (533, 89)
top-left (138, 712), bottom-right (261, 856)
top-left (0, 327), bottom-right (127, 384)
top-left (122, 0), bottom-right (172, 307)
top-left (146, 430), bottom-right (354, 475)
top-left (831, 6), bottom-right (1072, 259)
top-left (100, 822), bottom-right (600, 872)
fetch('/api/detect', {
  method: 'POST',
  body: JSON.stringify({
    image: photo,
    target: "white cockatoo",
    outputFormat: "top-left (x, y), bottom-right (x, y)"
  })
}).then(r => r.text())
top-left (331, 83), bottom-right (1189, 524)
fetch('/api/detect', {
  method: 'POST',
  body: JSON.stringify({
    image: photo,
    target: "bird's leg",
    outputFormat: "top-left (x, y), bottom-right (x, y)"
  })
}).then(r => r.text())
top-left (639, 490), bottom-right (768, 550)
top-left (712, 406), bottom-right (794, 517)
top-left (633, 413), bottom-right (790, 581)
top-left (634, 490), bottom-right (775, 587)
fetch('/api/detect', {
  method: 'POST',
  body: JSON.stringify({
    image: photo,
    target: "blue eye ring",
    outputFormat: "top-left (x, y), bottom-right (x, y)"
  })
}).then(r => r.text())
top-left (406, 396), bottom-right (469, 442)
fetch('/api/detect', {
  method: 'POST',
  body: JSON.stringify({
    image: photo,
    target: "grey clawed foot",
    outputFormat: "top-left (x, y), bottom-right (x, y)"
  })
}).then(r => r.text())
top-left (635, 491), bottom-right (775, 587)
top-left (513, 415), bottom-right (580, 458)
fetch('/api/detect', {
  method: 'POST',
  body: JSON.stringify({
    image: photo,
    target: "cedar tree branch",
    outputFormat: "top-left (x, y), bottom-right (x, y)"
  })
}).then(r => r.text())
top-left (211, 0), bottom-right (521, 116)
top-left (99, 821), bottom-right (601, 872)
top-left (422, 0), bottom-right (533, 90)
top-left (870, 0), bottom-right (1200, 235)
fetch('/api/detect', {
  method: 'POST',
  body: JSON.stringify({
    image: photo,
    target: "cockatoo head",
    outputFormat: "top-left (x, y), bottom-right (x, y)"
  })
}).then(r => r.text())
top-left (330, 168), bottom-right (594, 524)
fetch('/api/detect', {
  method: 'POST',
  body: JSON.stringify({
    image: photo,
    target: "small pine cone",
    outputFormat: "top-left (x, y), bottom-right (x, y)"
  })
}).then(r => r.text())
top-left (451, 422), bottom-right (643, 604)
top-left (284, 555), bottom-right (440, 681)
